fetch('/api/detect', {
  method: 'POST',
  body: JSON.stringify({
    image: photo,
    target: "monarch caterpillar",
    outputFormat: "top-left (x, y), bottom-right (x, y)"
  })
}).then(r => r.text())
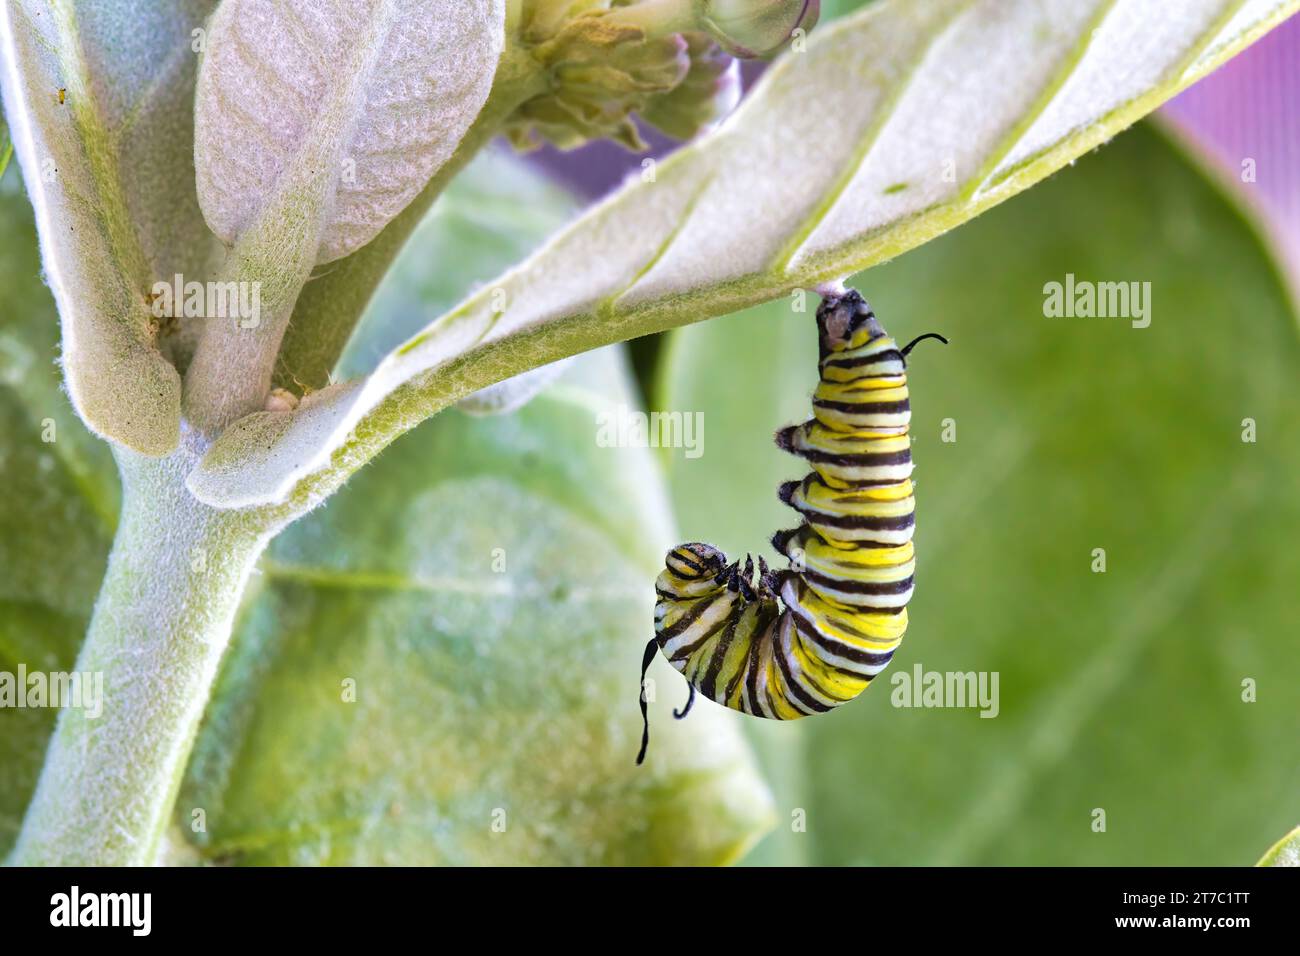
top-left (637, 287), bottom-right (946, 764)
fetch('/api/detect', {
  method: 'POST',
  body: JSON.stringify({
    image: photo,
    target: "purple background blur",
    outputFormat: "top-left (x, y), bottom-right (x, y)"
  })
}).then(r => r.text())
top-left (534, 15), bottom-right (1300, 287)
top-left (1163, 14), bottom-right (1300, 285)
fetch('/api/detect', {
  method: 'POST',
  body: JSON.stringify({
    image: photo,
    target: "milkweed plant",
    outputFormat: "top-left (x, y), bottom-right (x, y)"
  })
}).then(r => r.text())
top-left (0, 0), bottom-right (1297, 866)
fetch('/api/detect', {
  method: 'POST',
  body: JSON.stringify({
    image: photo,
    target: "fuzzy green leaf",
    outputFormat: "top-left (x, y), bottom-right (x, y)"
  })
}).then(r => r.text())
top-left (193, 0), bottom-right (505, 266)
top-left (184, 0), bottom-right (1299, 512)
top-left (0, 0), bottom-right (221, 454)
top-left (180, 0), bottom-right (508, 432)
top-left (658, 124), bottom-right (1300, 866)
top-left (1257, 825), bottom-right (1300, 866)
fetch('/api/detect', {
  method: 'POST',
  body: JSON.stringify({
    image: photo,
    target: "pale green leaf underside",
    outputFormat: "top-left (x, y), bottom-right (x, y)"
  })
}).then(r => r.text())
top-left (0, 0), bottom-right (219, 455)
top-left (1257, 825), bottom-right (1300, 866)
top-left (187, 0), bottom-right (1300, 511)
top-left (193, 0), bottom-right (503, 265)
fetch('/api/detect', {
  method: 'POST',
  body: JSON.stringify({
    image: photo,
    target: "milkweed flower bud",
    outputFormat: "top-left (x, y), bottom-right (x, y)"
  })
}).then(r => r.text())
top-left (694, 0), bottom-right (820, 58)
top-left (641, 33), bottom-right (741, 140)
top-left (506, 16), bottom-right (690, 151)
top-left (505, 1), bottom-right (817, 151)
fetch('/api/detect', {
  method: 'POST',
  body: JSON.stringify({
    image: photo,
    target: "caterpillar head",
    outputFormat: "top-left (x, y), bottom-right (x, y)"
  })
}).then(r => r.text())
top-left (665, 542), bottom-right (728, 581)
top-left (815, 288), bottom-right (884, 356)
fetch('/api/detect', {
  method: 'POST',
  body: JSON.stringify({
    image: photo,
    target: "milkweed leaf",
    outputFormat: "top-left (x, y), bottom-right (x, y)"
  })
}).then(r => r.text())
top-left (193, 0), bottom-right (504, 266)
top-left (184, 0), bottom-right (1300, 509)
top-left (1257, 825), bottom-right (1300, 866)
top-left (0, 1), bottom-right (220, 454)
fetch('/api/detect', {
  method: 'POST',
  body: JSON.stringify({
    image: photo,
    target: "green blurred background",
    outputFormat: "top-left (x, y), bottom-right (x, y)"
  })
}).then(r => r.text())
top-left (3, 1), bottom-right (1299, 867)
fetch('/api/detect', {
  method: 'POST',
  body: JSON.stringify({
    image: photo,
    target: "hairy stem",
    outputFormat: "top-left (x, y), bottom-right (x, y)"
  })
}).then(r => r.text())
top-left (8, 36), bottom-right (550, 866)
top-left (181, 144), bottom-right (333, 433)
top-left (6, 430), bottom-right (274, 866)
top-left (181, 260), bottom-right (306, 433)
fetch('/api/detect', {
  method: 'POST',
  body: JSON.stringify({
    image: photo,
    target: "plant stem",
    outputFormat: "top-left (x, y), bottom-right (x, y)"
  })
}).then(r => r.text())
top-left (182, 134), bottom-right (334, 434)
top-left (6, 429), bottom-right (274, 866)
top-left (8, 40), bottom-right (550, 867)
top-left (180, 259), bottom-right (306, 433)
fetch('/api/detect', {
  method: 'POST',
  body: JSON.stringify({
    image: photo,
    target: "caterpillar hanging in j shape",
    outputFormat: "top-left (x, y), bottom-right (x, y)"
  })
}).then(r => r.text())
top-left (637, 287), bottom-right (947, 764)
